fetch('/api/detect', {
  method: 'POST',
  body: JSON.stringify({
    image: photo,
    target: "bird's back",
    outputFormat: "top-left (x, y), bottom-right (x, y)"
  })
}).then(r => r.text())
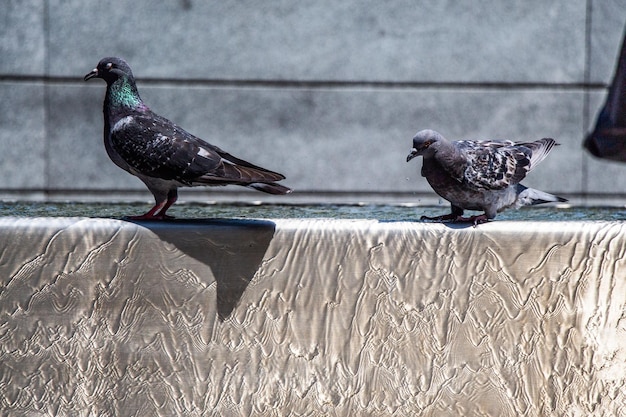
top-left (110, 110), bottom-right (286, 186)
top-left (451, 138), bottom-right (558, 191)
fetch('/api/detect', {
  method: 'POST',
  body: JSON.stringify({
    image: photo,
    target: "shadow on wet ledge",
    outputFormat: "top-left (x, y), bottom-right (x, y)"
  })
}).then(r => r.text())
top-left (126, 218), bottom-right (277, 320)
top-left (379, 218), bottom-right (477, 229)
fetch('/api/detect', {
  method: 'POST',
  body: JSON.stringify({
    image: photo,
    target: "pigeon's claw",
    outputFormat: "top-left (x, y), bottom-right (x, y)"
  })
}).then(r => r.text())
top-left (420, 213), bottom-right (459, 222)
top-left (421, 212), bottom-right (489, 226)
top-left (126, 213), bottom-right (175, 221)
top-left (126, 201), bottom-right (176, 221)
top-left (454, 214), bottom-right (489, 226)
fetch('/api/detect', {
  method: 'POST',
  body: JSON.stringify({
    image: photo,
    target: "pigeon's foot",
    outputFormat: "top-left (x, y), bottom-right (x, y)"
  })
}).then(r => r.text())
top-left (454, 214), bottom-right (489, 226)
top-left (420, 213), bottom-right (458, 221)
top-left (126, 213), bottom-right (175, 221)
top-left (421, 212), bottom-right (490, 226)
top-left (125, 203), bottom-right (175, 221)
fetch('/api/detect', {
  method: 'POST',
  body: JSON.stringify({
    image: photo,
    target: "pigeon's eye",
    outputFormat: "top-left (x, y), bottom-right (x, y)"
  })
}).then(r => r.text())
top-left (105, 62), bottom-right (113, 70)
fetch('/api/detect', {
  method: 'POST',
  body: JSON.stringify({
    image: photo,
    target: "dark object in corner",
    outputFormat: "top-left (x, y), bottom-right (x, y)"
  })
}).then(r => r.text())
top-left (585, 29), bottom-right (626, 162)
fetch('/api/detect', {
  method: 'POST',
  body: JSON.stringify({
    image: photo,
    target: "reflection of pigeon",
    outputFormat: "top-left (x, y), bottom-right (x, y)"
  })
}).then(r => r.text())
top-left (85, 57), bottom-right (291, 219)
top-left (406, 129), bottom-right (567, 225)
top-left (584, 31), bottom-right (626, 162)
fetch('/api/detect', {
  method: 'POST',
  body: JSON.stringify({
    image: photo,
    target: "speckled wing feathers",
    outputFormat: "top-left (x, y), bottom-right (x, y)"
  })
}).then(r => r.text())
top-left (111, 112), bottom-right (285, 186)
top-left (455, 138), bottom-right (556, 190)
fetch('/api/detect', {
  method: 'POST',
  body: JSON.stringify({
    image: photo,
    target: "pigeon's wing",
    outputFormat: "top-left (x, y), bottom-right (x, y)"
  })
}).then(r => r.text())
top-left (456, 138), bottom-right (556, 190)
top-left (110, 112), bottom-right (285, 185)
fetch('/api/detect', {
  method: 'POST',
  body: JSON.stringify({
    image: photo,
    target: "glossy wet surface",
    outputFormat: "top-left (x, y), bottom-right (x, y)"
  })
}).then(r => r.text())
top-left (1, 216), bottom-right (625, 416)
top-left (1, 201), bottom-right (625, 221)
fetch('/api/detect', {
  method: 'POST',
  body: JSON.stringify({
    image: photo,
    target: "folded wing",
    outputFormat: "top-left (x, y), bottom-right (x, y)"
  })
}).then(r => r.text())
top-left (455, 138), bottom-right (557, 190)
top-left (110, 112), bottom-right (286, 187)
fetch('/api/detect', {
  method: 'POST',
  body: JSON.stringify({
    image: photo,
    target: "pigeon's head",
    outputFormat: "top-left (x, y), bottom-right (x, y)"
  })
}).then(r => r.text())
top-left (84, 57), bottom-right (135, 85)
top-left (407, 129), bottom-right (446, 162)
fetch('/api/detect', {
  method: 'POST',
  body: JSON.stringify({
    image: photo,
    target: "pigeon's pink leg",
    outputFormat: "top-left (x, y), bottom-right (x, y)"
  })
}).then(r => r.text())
top-left (127, 199), bottom-right (176, 221)
top-left (154, 193), bottom-right (178, 219)
top-left (454, 214), bottom-right (490, 226)
top-left (126, 201), bottom-right (170, 220)
top-left (128, 190), bottom-right (177, 220)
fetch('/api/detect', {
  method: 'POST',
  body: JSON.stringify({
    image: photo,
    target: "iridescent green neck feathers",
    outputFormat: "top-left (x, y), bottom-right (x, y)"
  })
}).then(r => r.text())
top-left (107, 77), bottom-right (143, 110)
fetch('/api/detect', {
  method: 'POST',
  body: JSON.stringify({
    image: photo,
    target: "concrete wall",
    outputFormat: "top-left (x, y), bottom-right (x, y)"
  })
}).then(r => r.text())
top-left (2, 1), bottom-right (626, 204)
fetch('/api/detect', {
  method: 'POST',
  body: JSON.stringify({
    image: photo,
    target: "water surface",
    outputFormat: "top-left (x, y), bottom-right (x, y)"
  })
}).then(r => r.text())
top-left (1, 201), bottom-right (624, 221)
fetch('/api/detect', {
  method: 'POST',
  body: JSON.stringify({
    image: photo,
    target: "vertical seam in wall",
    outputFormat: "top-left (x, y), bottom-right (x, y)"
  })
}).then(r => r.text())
top-left (43, 0), bottom-right (50, 198)
top-left (582, 0), bottom-right (592, 203)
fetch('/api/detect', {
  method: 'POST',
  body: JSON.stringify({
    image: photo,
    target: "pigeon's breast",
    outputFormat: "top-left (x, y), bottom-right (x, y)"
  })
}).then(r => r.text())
top-left (423, 158), bottom-right (499, 210)
top-left (428, 175), bottom-right (517, 212)
top-left (104, 116), bottom-right (135, 172)
top-left (112, 115), bottom-right (134, 132)
top-left (430, 180), bottom-right (487, 210)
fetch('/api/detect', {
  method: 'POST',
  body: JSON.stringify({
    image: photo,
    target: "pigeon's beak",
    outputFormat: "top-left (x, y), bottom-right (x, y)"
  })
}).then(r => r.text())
top-left (406, 148), bottom-right (419, 162)
top-left (84, 68), bottom-right (99, 81)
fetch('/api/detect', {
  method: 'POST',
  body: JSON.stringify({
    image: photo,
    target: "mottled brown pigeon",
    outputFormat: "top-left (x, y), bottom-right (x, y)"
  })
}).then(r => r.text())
top-left (407, 129), bottom-right (567, 225)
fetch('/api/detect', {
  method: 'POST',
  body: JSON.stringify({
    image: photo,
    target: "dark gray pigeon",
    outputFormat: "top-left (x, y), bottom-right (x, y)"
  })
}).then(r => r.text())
top-left (84, 57), bottom-right (291, 219)
top-left (406, 129), bottom-right (567, 225)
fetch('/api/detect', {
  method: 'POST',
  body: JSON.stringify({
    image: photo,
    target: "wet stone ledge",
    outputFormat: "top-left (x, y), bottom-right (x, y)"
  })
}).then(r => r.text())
top-left (0, 217), bottom-right (625, 416)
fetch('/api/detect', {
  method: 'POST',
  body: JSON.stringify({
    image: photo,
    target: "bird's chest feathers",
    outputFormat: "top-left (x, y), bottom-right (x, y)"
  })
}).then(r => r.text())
top-left (111, 115), bottom-right (135, 133)
top-left (421, 157), bottom-right (515, 211)
top-left (421, 152), bottom-right (467, 183)
top-left (110, 116), bottom-right (168, 159)
top-left (422, 158), bottom-right (480, 204)
top-left (103, 116), bottom-right (136, 171)
top-left (108, 115), bottom-right (164, 173)
top-left (422, 158), bottom-right (462, 190)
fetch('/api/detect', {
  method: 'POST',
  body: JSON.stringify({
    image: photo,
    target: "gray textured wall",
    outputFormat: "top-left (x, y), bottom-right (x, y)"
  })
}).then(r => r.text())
top-left (2, 1), bottom-right (626, 204)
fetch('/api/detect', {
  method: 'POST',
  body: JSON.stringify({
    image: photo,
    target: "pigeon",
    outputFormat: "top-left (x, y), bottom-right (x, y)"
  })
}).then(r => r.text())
top-left (84, 57), bottom-right (291, 219)
top-left (406, 129), bottom-right (567, 225)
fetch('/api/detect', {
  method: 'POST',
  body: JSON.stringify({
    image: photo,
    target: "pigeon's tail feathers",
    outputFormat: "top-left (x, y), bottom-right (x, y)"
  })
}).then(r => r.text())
top-left (524, 138), bottom-right (559, 170)
top-left (192, 162), bottom-right (291, 194)
top-left (214, 149), bottom-right (287, 181)
top-left (217, 162), bottom-right (286, 184)
top-left (248, 182), bottom-right (292, 195)
top-left (516, 184), bottom-right (568, 208)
